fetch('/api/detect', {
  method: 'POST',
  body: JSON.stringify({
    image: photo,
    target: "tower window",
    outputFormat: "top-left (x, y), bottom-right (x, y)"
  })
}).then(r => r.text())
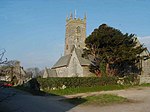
top-left (76, 26), bottom-right (81, 34)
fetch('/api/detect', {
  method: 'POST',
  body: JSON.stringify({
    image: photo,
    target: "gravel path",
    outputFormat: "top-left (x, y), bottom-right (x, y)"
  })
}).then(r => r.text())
top-left (68, 87), bottom-right (150, 112)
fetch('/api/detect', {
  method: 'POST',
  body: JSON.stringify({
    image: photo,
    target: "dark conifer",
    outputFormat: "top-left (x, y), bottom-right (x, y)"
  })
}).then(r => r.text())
top-left (84, 24), bottom-right (146, 76)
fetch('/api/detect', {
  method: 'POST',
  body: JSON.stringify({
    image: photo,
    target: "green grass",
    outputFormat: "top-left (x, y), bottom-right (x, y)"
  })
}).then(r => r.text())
top-left (61, 94), bottom-right (128, 105)
top-left (15, 83), bottom-right (150, 96)
top-left (140, 83), bottom-right (150, 87)
top-left (46, 85), bottom-right (131, 95)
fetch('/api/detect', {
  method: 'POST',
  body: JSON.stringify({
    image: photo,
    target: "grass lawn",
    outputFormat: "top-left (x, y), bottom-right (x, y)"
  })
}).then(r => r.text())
top-left (46, 85), bottom-right (131, 96)
top-left (15, 83), bottom-right (150, 96)
top-left (140, 83), bottom-right (150, 87)
top-left (61, 94), bottom-right (128, 105)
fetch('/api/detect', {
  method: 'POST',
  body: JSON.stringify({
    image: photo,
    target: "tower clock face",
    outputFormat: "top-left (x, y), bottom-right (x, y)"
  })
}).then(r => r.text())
top-left (76, 26), bottom-right (81, 34)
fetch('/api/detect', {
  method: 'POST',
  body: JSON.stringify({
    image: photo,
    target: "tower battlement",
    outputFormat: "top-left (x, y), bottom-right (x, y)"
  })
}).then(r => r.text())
top-left (66, 12), bottom-right (86, 25)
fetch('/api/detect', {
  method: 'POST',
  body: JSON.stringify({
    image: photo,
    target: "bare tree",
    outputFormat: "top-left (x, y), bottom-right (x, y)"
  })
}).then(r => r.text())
top-left (26, 67), bottom-right (41, 78)
top-left (0, 49), bottom-right (7, 64)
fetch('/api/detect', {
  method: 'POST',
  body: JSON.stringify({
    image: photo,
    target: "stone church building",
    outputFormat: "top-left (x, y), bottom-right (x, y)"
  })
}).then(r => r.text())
top-left (43, 13), bottom-right (93, 77)
top-left (135, 39), bottom-right (150, 84)
top-left (43, 13), bottom-right (150, 81)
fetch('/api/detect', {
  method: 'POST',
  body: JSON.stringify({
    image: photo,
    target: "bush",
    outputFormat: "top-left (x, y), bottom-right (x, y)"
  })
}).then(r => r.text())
top-left (122, 74), bottom-right (139, 85)
top-left (24, 78), bottom-right (40, 91)
top-left (37, 76), bottom-right (118, 90)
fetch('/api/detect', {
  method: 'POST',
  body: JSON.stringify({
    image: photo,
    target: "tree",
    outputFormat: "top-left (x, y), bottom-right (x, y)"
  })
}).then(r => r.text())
top-left (0, 49), bottom-right (8, 78)
top-left (25, 67), bottom-right (41, 78)
top-left (84, 24), bottom-right (146, 76)
top-left (0, 60), bottom-right (25, 84)
top-left (0, 49), bottom-right (7, 64)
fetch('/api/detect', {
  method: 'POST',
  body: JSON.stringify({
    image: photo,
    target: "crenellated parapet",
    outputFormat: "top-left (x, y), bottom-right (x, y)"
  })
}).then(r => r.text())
top-left (66, 12), bottom-right (86, 25)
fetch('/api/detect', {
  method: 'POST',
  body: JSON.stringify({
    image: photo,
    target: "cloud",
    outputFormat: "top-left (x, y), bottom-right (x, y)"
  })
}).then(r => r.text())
top-left (138, 36), bottom-right (150, 51)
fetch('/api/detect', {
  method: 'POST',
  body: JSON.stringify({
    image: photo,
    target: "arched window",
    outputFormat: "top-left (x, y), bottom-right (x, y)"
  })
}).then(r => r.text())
top-left (76, 26), bottom-right (81, 34)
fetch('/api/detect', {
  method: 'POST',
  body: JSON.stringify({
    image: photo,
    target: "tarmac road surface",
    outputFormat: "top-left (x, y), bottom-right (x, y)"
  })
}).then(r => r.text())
top-left (0, 87), bottom-right (74, 112)
top-left (1, 87), bottom-right (150, 112)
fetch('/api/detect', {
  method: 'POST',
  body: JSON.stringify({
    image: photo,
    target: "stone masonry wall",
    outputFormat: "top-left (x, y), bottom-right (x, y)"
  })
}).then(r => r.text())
top-left (142, 58), bottom-right (150, 76)
top-left (68, 50), bottom-right (83, 77)
top-left (65, 15), bottom-right (86, 55)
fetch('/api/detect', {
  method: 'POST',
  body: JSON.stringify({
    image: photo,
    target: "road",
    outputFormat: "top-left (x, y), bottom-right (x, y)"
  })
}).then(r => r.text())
top-left (0, 87), bottom-right (74, 112)
top-left (0, 87), bottom-right (150, 112)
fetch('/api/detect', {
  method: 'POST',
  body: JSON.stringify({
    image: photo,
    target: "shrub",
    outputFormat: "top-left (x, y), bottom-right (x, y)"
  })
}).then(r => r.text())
top-left (37, 76), bottom-right (118, 90)
top-left (123, 74), bottom-right (139, 85)
top-left (24, 78), bottom-right (40, 91)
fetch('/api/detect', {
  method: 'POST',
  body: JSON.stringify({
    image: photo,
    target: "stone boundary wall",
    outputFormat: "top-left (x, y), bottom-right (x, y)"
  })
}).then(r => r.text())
top-left (140, 75), bottom-right (150, 84)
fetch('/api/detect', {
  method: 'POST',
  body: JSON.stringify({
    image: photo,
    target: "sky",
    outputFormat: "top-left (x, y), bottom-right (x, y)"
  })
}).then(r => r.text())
top-left (0, 0), bottom-right (150, 69)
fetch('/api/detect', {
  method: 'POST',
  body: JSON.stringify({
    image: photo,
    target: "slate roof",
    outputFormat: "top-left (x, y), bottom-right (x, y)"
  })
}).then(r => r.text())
top-left (135, 37), bottom-right (150, 56)
top-left (45, 68), bottom-right (57, 77)
top-left (52, 47), bottom-right (91, 69)
top-left (75, 48), bottom-right (91, 66)
top-left (52, 54), bottom-right (72, 69)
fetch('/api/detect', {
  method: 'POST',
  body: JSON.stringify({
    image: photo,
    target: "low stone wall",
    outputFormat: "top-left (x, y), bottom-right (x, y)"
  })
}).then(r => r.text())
top-left (140, 75), bottom-right (150, 84)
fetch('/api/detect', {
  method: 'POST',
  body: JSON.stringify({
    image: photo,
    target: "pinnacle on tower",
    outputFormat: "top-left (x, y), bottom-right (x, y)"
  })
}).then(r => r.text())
top-left (84, 13), bottom-right (86, 20)
top-left (70, 12), bottom-right (73, 19)
top-left (74, 10), bottom-right (77, 19)
top-left (66, 14), bottom-right (69, 21)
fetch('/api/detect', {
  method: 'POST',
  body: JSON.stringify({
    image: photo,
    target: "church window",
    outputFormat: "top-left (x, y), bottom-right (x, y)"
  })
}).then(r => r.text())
top-left (76, 26), bottom-right (81, 34)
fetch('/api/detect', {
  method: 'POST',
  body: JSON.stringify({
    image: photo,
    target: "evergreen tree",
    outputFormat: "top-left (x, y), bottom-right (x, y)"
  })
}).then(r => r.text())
top-left (84, 24), bottom-right (146, 76)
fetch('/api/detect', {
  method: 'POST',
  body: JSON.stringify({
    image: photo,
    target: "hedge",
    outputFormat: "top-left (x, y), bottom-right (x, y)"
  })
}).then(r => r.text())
top-left (37, 76), bottom-right (118, 90)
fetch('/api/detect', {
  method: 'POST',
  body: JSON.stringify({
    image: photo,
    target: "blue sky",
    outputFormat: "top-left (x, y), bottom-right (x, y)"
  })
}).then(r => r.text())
top-left (0, 0), bottom-right (150, 69)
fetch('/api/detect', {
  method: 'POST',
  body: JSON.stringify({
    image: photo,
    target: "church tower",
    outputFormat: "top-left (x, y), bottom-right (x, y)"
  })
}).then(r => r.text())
top-left (64, 12), bottom-right (86, 55)
top-left (43, 12), bottom-right (93, 78)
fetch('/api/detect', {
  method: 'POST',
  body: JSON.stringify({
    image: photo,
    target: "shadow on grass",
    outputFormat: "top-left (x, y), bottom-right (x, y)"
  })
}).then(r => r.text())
top-left (15, 84), bottom-right (88, 106)
top-left (60, 97), bottom-right (87, 106)
top-left (60, 94), bottom-right (128, 106)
